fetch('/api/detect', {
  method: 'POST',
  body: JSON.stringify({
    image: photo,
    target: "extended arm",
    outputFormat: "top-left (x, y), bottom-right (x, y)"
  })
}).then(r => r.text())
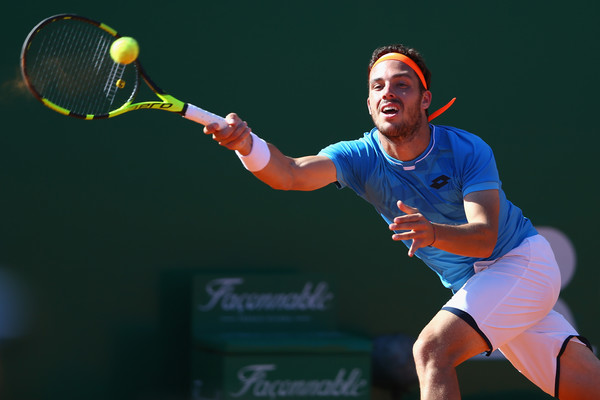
top-left (204, 113), bottom-right (337, 191)
top-left (389, 189), bottom-right (500, 258)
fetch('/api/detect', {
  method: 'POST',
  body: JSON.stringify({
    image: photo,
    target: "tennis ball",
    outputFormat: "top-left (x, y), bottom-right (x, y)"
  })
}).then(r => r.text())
top-left (110, 37), bottom-right (139, 65)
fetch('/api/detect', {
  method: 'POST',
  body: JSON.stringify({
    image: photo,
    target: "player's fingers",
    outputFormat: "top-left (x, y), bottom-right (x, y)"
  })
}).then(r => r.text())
top-left (219, 126), bottom-right (251, 149)
top-left (392, 231), bottom-right (425, 257)
top-left (391, 229), bottom-right (419, 241)
top-left (203, 122), bottom-right (222, 135)
top-left (391, 213), bottom-right (425, 226)
top-left (408, 242), bottom-right (417, 257)
top-left (391, 221), bottom-right (435, 252)
top-left (218, 119), bottom-right (249, 142)
top-left (205, 113), bottom-right (242, 136)
top-left (225, 113), bottom-right (242, 126)
top-left (223, 114), bottom-right (248, 135)
top-left (230, 128), bottom-right (252, 148)
top-left (397, 200), bottom-right (419, 214)
top-left (391, 231), bottom-right (407, 241)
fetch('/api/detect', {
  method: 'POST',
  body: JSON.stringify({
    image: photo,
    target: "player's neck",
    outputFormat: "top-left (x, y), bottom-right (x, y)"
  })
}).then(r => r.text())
top-left (379, 120), bottom-right (431, 162)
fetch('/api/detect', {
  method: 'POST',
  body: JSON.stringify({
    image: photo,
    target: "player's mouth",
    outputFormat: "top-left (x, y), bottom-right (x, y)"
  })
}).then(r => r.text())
top-left (380, 103), bottom-right (401, 119)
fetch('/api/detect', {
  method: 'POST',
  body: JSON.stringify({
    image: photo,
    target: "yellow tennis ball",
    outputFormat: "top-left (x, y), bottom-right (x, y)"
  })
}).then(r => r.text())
top-left (110, 37), bottom-right (139, 65)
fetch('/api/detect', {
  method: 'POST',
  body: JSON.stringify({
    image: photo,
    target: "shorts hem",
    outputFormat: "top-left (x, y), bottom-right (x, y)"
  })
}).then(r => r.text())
top-left (442, 306), bottom-right (493, 356)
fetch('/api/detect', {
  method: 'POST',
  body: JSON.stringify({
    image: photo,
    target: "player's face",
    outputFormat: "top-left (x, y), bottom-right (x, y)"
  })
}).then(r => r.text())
top-left (367, 60), bottom-right (430, 140)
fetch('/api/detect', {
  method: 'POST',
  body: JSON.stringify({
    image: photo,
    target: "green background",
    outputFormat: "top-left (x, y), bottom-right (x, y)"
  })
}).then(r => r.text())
top-left (0, 1), bottom-right (598, 399)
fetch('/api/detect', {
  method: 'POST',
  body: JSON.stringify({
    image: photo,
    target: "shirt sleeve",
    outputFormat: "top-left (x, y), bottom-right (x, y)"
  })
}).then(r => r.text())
top-left (459, 135), bottom-right (501, 197)
top-left (318, 138), bottom-right (374, 195)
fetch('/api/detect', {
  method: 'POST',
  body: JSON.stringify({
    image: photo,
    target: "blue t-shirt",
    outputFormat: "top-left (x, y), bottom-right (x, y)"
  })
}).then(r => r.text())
top-left (319, 125), bottom-right (537, 292)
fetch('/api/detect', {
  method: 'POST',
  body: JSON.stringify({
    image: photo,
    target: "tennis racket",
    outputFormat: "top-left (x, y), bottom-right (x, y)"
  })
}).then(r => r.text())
top-left (20, 14), bottom-right (227, 128)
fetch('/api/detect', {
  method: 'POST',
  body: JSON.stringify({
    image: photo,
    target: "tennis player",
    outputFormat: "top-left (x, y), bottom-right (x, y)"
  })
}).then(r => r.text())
top-left (204, 44), bottom-right (600, 399)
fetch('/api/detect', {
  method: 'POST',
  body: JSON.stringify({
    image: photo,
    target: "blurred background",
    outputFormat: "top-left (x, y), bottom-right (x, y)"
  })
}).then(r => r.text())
top-left (0, 0), bottom-right (598, 399)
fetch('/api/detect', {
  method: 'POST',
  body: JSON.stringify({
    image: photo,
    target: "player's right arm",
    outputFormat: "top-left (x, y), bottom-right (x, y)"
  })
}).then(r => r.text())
top-left (204, 113), bottom-right (337, 191)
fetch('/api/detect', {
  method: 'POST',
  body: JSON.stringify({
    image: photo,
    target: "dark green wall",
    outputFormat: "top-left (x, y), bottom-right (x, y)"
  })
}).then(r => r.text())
top-left (0, 1), bottom-right (598, 399)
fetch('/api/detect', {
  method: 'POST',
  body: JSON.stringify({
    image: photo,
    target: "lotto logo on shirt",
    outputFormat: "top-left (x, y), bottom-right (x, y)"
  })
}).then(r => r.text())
top-left (430, 175), bottom-right (450, 189)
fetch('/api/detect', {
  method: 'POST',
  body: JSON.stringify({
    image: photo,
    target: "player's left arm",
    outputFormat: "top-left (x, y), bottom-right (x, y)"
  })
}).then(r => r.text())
top-left (390, 189), bottom-right (499, 258)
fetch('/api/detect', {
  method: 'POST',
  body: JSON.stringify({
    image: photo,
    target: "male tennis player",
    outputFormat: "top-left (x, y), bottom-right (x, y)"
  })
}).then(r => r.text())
top-left (204, 44), bottom-right (600, 399)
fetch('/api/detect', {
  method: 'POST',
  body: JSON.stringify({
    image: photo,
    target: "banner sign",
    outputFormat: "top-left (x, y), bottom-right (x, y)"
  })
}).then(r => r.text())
top-left (192, 273), bottom-right (338, 336)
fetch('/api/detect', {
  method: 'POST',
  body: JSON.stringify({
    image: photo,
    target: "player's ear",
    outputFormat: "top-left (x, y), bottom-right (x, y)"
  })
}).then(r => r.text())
top-left (421, 90), bottom-right (432, 110)
top-left (367, 98), bottom-right (372, 115)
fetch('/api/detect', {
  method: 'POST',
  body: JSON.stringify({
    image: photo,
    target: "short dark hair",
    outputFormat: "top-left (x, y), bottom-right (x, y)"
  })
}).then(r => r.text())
top-left (368, 44), bottom-right (431, 91)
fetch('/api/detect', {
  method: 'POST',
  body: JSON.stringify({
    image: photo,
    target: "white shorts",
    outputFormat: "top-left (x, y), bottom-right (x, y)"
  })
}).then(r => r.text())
top-left (442, 234), bottom-right (591, 397)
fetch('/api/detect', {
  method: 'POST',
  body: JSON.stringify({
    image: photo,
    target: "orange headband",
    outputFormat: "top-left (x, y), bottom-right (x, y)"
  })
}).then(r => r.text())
top-left (371, 52), bottom-right (456, 122)
top-left (372, 53), bottom-right (428, 89)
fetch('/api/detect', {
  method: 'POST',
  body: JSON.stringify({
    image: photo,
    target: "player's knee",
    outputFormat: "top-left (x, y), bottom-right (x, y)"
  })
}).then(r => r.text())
top-left (412, 333), bottom-right (451, 371)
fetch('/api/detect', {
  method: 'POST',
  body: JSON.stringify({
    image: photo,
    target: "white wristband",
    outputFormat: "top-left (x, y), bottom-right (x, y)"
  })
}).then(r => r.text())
top-left (236, 132), bottom-right (271, 172)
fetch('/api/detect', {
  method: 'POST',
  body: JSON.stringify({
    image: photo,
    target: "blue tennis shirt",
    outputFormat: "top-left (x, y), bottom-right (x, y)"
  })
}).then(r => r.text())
top-left (319, 124), bottom-right (537, 292)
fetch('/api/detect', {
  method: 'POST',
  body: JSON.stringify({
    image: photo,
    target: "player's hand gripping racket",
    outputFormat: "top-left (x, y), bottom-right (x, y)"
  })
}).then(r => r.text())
top-left (20, 14), bottom-right (227, 128)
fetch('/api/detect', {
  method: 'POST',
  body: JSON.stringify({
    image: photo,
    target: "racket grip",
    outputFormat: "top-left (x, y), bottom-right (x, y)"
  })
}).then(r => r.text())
top-left (184, 103), bottom-right (228, 129)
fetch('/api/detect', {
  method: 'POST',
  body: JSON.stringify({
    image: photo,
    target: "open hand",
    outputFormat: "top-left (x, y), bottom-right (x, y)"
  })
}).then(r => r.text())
top-left (389, 200), bottom-right (436, 257)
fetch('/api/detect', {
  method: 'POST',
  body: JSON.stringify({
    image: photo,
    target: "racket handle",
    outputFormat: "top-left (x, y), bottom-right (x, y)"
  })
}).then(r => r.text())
top-left (184, 103), bottom-right (228, 129)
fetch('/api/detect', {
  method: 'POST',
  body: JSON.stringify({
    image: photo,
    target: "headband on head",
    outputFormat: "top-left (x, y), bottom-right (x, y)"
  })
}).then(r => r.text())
top-left (371, 52), bottom-right (456, 122)
top-left (372, 53), bottom-right (428, 90)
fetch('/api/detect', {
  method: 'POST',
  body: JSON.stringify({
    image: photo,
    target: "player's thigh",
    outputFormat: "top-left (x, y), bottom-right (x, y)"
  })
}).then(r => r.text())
top-left (414, 309), bottom-right (489, 367)
top-left (557, 339), bottom-right (600, 400)
top-left (499, 310), bottom-right (592, 398)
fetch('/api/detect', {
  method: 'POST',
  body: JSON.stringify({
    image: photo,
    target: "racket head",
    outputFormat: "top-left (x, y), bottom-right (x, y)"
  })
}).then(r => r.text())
top-left (20, 14), bottom-right (140, 119)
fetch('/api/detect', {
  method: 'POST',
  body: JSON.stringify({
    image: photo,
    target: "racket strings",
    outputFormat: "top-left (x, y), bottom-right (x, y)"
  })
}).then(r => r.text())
top-left (104, 62), bottom-right (127, 109)
top-left (23, 18), bottom-right (138, 117)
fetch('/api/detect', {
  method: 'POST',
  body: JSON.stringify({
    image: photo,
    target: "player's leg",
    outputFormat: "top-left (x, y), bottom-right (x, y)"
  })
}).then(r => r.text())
top-left (426, 234), bottom-right (562, 399)
top-left (556, 338), bottom-right (600, 400)
top-left (412, 309), bottom-right (490, 400)
top-left (499, 310), bottom-right (599, 398)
